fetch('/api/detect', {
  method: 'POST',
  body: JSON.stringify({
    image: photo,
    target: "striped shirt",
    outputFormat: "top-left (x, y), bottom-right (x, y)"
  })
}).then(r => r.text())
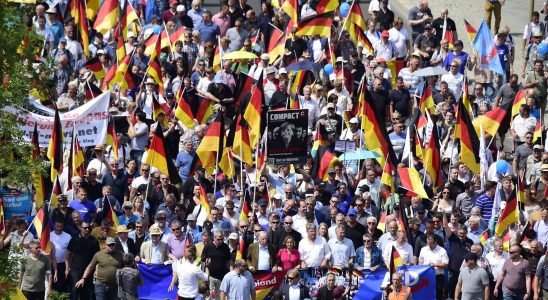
top-left (475, 193), bottom-right (494, 223)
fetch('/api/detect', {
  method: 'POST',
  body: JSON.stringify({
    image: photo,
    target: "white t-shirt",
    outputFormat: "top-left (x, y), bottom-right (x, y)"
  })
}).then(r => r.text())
top-left (298, 237), bottom-right (331, 267)
top-left (50, 231), bottom-right (72, 263)
top-left (418, 245), bottom-right (449, 275)
top-left (388, 28), bottom-right (409, 58)
top-left (440, 72), bottom-right (464, 100)
top-left (174, 258), bottom-right (208, 297)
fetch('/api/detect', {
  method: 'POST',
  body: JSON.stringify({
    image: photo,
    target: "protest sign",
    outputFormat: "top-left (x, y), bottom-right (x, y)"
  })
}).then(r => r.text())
top-left (267, 109), bottom-right (308, 165)
top-left (7, 91), bottom-right (111, 147)
top-left (354, 265), bottom-right (436, 300)
top-left (1, 187), bottom-right (32, 221)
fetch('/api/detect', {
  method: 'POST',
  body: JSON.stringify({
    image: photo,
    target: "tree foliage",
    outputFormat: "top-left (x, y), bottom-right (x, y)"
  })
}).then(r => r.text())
top-left (0, 0), bottom-right (51, 186)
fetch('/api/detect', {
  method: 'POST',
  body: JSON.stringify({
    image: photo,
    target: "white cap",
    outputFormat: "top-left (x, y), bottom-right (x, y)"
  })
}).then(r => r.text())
top-left (278, 68), bottom-right (287, 74)
top-left (349, 117), bottom-right (359, 124)
top-left (176, 5), bottom-right (185, 12)
top-left (260, 53), bottom-right (270, 60)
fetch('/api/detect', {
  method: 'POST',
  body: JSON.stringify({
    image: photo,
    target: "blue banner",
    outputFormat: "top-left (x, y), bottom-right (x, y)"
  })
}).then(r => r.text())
top-left (137, 263), bottom-right (178, 300)
top-left (1, 188), bottom-right (32, 221)
top-left (354, 265), bottom-right (436, 300)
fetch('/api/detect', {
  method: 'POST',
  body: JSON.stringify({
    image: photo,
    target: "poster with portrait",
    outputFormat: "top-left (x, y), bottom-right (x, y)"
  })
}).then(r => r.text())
top-left (267, 109), bottom-right (308, 165)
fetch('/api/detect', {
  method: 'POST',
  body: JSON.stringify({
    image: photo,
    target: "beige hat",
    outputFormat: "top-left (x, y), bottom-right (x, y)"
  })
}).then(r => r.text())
top-left (145, 77), bottom-right (157, 85)
top-left (94, 144), bottom-right (105, 151)
top-left (541, 164), bottom-right (548, 172)
top-left (116, 225), bottom-right (129, 233)
top-left (149, 226), bottom-right (162, 235)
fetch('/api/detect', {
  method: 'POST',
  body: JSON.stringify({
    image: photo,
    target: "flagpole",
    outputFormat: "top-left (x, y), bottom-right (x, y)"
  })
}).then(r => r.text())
top-left (163, 21), bottom-right (175, 56)
top-left (338, 0), bottom-right (355, 40)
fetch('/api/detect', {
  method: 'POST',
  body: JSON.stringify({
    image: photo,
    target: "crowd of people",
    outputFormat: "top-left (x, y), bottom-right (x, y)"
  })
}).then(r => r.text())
top-left (2, 0), bottom-right (548, 299)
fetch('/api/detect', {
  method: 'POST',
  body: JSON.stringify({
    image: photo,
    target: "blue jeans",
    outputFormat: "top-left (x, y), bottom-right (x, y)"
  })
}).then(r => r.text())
top-left (503, 290), bottom-right (526, 300)
top-left (94, 283), bottom-right (117, 300)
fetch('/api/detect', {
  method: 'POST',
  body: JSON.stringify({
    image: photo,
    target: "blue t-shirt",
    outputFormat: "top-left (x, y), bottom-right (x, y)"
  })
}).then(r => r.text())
top-left (443, 51), bottom-right (469, 74)
top-left (496, 44), bottom-right (510, 69)
top-left (69, 199), bottom-right (97, 223)
top-left (197, 22), bottom-right (220, 45)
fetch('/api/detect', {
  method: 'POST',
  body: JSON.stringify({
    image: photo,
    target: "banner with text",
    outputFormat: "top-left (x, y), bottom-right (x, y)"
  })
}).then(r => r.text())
top-left (7, 91), bottom-right (111, 147)
top-left (354, 265), bottom-right (436, 300)
top-left (267, 109), bottom-right (308, 165)
top-left (1, 188), bottom-right (32, 221)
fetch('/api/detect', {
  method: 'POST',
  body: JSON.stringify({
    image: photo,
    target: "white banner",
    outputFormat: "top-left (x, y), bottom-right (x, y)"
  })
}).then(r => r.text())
top-left (11, 91), bottom-right (111, 148)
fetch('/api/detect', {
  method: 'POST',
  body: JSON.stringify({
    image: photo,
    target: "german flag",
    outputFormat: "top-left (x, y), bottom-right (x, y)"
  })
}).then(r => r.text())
top-left (311, 146), bottom-right (339, 181)
top-left (33, 203), bottom-right (51, 253)
top-left (175, 90), bottom-right (196, 129)
top-left (32, 124), bottom-right (46, 208)
top-left (456, 100), bottom-right (481, 174)
top-left (84, 82), bottom-right (103, 100)
top-left (196, 98), bottom-right (214, 125)
top-left (343, 2), bottom-right (367, 44)
top-left (239, 193), bottom-right (251, 222)
top-left (386, 59), bottom-right (405, 87)
top-left (152, 97), bottom-right (168, 127)
top-left (103, 63), bottom-right (118, 90)
top-left (93, 0), bottom-right (120, 34)
top-left (196, 113), bottom-right (224, 174)
top-left (495, 189), bottom-right (518, 236)
top-left (86, 0), bottom-right (99, 20)
top-left (424, 124), bottom-right (443, 190)
top-left (47, 109), bottom-right (64, 181)
top-left (398, 167), bottom-right (428, 199)
top-left (511, 89), bottom-right (526, 121)
top-left (479, 228), bottom-right (490, 246)
top-left (147, 57), bottom-right (164, 94)
top-left (473, 101), bottom-right (511, 136)
top-left (70, 0), bottom-right (90, 56)
top-left (170, 27), bottom-right (186, 44)
top-left (389, 245), bottom-right (403, 280)
top-left (219, 147), bottom-right (235, 179)
top-left (280, 0), bottom-right (298, 23)
top-left (233, 117), bottom-right (254, 166)
top-left (290, 70), bottom-right (311, 97)
top-left (112, 53), bottom-right (135, 90)
top-left (212, 41), bottom-right (221, 72)
top-left (380, 154), bottom-right (395, 195)
top-left (50, 176), bottom-right (62, 208)
top-left (144, 33), bottom-right (159, 57)
top-left (103, 196), bottom-right (120, 228)
top-left (268, 25), bottom-right (285, 64)
top-left (235, 73), bottom-right (253, 108)
top-left (461, 76), bottom-right (473, 115)
top-left (444, 30), bottom-right (455, 49)
top-left (533, 118), bottom-right (542, 143)
top-left (145, 122), bottom-right (169, 176)
top-left (418, 82), bottom-right (435, 115)
top-left (296, 12), bottom-right (333, 38)
top-left (84, 57), bottom-right (105, 80)
top-left (106, 117), bottom-right (119, 160)
top-left (315, 0), bottom-right (339, 14)
top-left (199, 184), bottom-right (210, 216)
top-left (236, 232), bottom-right (247, 259)
top-left (378, 210), bottom-right (387, 233)
top-left (243, 72), bottom-right (264, 148)
top-left (464, 19), bottom-right (478, 45)
top-left (502, 231), bottom-right (510, 252)
top-left (67, 129), bottom-right (84, 190)
top-left (360, 86), bottom-right (397, 166)
top-left (117, 1), bottom-right (138, 40)
top-left (160, 27), bottom-right (171, 50)
top-left (116, 36), bottom-right (126, 63)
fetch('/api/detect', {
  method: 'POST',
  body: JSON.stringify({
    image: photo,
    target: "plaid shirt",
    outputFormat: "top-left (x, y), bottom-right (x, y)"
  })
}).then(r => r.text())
top-left (183, 42), bottom-right (199, 70)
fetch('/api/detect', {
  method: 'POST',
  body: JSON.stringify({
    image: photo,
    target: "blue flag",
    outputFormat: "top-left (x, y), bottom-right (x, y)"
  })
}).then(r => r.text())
top-left (137, 263), bottom-right (178, 300)
top-left (472, 20), bottom-right (505, 75)
top-left (354, 265), bottom-right (436, 300)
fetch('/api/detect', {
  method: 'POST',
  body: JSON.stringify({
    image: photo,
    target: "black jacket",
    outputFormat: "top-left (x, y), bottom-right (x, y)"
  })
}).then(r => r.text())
top-left (279, 282), bottom-right (310, 300)
top-left (115, 237), bottom-right (138, 256)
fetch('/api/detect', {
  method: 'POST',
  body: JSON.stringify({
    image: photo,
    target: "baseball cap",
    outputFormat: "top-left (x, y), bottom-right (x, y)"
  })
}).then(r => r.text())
top-left (258, 199), bottom-right (268, 206)
top-left (229, 232), bottom-right (238, 240)
top-left (381, 30), bottom-right (389, 38)
top-left (105, 237), bottom-right (116, 245)
top-left (348, 208), bottom-right (358, 216)
top-left (176, 5), bottom-right (185, 12)
top-left (349, 117), bottom-right (359, 124)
